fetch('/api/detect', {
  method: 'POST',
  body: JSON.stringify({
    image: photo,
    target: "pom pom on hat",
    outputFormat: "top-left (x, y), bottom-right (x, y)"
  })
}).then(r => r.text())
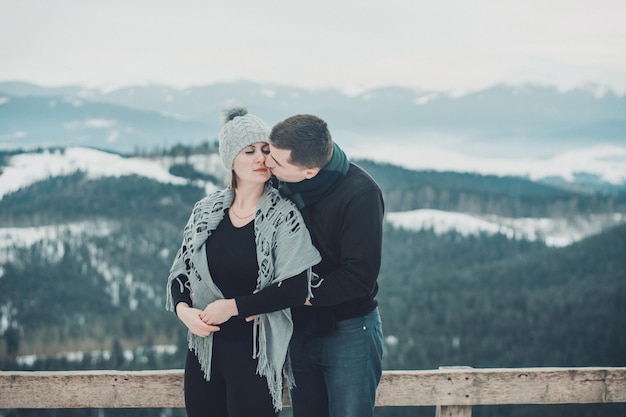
top-left (222, 106), bottom-right (248, 123)
top-left (218, 105), bottom-right (270, 170)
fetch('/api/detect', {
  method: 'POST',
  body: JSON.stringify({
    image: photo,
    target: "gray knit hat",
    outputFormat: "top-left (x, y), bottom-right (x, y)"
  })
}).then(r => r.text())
top-left (218, 106), bottom-right (270, 170)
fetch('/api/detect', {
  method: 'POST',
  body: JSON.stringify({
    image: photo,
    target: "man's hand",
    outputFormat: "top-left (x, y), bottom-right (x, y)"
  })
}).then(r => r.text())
top-left (199, 299), bottom-right (238, 325)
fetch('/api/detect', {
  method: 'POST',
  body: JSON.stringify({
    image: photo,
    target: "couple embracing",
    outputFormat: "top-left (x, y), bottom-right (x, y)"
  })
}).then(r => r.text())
top-left (166, 106), bottom-right (384, 417)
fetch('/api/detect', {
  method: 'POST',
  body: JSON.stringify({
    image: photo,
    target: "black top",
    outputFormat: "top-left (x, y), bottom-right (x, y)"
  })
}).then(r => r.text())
top-left (170, 212), bottom-right (308, 339)
top-left (291, 162), bottom-right (385, 334)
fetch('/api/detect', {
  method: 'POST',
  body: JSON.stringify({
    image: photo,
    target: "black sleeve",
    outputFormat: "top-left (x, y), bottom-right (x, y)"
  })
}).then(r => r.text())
top-left (170, 274), bottom-right (193, 314)
top-left (311, 187), bottom-right (384, 306)
top-left (235, 271), bottom-right (308, 318)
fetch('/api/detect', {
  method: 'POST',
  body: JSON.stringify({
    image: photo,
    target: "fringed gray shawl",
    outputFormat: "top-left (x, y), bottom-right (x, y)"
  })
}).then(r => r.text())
top-left (165, 183), bottom-right (321, 411)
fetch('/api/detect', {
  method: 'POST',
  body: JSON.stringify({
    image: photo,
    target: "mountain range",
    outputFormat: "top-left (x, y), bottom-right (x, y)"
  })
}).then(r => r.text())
top-left (1, 80), bottom-right (625, 156)
top-left (2, 147), bottom-right (624, 242)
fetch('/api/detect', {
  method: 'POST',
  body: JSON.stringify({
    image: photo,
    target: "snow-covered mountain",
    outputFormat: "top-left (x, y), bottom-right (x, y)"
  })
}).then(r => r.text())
top-left (348, 143), bottom-right (626, 194)
top-left (0, 147), bottom-right (224, 201)
top-left (1, 81), bottom-right (625, 193)
top-left (1, 147), bottom-right (624, 250)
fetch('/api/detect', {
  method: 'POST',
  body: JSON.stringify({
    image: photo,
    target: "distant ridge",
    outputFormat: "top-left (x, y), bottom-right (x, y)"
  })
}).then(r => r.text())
top-left (1, 80), bottom-right (624, 152)
top-left (1, 81), bottom-right (625, 192)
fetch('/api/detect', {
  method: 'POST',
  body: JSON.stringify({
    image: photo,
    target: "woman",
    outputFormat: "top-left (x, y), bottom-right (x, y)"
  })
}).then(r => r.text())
top-left (166, 106), bottom-right (321, 417)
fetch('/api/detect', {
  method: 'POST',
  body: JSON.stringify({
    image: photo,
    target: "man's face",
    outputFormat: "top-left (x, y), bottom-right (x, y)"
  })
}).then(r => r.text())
top-left (266, 145), bottom-right (315, 183)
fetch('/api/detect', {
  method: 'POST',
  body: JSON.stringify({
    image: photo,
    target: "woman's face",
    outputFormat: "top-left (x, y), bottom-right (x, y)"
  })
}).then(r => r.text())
top-left (232, 142), bottom-right (271, 186)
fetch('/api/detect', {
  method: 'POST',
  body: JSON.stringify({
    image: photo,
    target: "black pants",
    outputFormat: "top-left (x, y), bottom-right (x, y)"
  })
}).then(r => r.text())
top-left (184, 335), bottom-right (278, 417)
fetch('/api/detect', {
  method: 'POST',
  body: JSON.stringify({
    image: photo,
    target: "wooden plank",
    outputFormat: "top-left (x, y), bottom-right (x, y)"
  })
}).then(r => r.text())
top-left (0, 370), bottom-right (185, 409)
top-left (373, 367), bottom-right (626, 406)
top-left (454, 367), bottom-right (626, 405)
top-left (1, 368), bottom-right (625, 409)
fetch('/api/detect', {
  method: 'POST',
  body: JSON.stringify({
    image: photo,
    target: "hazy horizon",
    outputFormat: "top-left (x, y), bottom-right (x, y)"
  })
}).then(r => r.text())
top-left (2, 0), bottom-right (625, 95)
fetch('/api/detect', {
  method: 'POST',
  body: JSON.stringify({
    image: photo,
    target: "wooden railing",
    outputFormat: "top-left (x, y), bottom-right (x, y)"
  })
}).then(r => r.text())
top-left (1, 367), bottom-right (625, 416)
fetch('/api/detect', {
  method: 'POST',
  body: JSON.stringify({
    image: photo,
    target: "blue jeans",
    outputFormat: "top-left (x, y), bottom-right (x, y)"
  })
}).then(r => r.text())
top-left (288, 308), bottom-right (383, 417)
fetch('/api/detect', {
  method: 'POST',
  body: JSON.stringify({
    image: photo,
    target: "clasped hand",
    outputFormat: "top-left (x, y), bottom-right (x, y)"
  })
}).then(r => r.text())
top-left (199, 299), bottom-right (238, 326)
top-left (190, 291), bottom-right (312, 333)
top-left (176, 303), bottom-right (220, 338)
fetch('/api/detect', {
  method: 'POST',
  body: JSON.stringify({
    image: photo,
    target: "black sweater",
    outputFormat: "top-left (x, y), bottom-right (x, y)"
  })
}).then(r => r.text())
top-left (291, 162), bottom-right (384, 334)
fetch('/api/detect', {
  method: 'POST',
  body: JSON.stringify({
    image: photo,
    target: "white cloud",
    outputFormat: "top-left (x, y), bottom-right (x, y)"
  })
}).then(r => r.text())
top-left (107, 131), bottom-right (120, 143)
top-left (0, 131), bottom-right (26, 140)
top-left (64, 119), bottom-right (117, 130)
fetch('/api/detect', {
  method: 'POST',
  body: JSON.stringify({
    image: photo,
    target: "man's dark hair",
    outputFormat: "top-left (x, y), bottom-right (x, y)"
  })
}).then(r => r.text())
top-left (269, 114), bottom-right (333, 169)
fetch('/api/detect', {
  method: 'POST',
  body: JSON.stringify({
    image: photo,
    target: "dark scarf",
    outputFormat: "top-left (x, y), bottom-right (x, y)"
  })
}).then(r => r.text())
top-left (278, 143), bottom-right (349, 209)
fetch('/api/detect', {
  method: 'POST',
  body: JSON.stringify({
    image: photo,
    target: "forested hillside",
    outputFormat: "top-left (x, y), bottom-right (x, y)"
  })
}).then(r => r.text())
top-left (357, 159), bottom-right (626, 216)
top-left (379, 224), bottom-right (626, 370)
top-left (0, 147), bottom-right (624, 417)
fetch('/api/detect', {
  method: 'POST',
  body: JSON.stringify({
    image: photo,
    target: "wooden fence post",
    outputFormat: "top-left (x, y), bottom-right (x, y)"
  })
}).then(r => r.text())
top-left (435, 366), bottom-right (473, 417)
top-left (436, 405), bottom-right (472, 417)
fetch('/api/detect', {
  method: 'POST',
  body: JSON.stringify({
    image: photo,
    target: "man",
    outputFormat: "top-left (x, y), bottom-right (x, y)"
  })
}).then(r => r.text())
top-left (265, 114), bottom-right (385, 417)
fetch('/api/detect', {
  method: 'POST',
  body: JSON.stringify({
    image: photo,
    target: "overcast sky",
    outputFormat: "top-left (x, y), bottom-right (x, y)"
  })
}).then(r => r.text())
top-left (1, 0), bottom-right (625, 94)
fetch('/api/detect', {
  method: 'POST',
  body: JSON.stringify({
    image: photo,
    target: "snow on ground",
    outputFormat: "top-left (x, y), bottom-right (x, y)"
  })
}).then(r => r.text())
top-left (15, 344), bottom-right (178, 367)
top-left (3, 144), bottom-right (626, 201)
top-left (385, 209), bottom-right (626, 247)
top-left (348, 143), bottom-right (626, 185)
top-left (0, 221), bottom-right (117, 264)
top-left (0, 147), bottom-right (190, 200)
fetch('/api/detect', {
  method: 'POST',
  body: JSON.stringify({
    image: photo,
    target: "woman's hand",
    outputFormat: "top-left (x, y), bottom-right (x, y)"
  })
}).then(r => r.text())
top-left (176, 302), bottom-right (220, 337)
top-left (199, 299), bottom-right (239, 325)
